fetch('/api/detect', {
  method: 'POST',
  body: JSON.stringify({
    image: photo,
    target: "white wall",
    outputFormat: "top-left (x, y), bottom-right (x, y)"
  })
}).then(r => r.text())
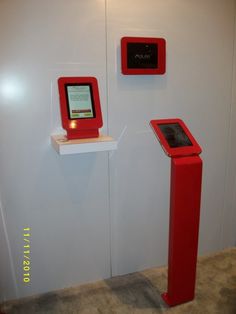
top-left (233, 8), bottom-right (236, 244)
top-left (0, 199), bottom-right (17, 302)
top-left (107, 0), bottom-right (236, 275)
top-left (0, 0), bottom-right (235, 301)
top-left (0, 0), bottom-right (111, 301)
top-left (221, 4), bottom-right (236, 247)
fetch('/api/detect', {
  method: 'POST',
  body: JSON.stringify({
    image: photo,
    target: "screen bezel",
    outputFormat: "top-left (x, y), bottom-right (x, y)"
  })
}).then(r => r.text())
top-left (65, 83), bottom-right (95, 120)
top-left (58, 77), bottom-right (103, 132)
top-left (121, 37), bottom-right (166, 75)
top-left (150, 118), bottom-right (202, 157)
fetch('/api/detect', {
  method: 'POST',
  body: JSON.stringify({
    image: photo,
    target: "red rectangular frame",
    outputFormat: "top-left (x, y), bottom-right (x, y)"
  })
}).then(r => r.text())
top-left (121, 37), bottom-right (166, 75)
top-left (150, 118), bottom-right (202, 157)
top-left (58, 77), bottom-right (103, 139)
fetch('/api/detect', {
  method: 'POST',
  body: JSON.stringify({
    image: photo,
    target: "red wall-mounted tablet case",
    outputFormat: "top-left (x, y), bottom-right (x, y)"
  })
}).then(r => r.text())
top-left (121, 36), bottom-right (166, 75)
top-left (58, 77), bottom-right (103, 140)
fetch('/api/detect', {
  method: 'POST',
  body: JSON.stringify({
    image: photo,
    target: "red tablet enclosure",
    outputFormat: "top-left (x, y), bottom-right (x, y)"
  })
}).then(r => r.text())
top-left (150, 118), bottom-right (202, 157)
top-left (121, 37), bottom-right (166, 75)
top-left (58, 77), bottom-right (103, 140)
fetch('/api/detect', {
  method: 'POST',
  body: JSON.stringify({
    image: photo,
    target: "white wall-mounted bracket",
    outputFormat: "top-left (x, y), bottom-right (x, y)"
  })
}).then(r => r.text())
top-left (51, 134), bottom-right (117, 155)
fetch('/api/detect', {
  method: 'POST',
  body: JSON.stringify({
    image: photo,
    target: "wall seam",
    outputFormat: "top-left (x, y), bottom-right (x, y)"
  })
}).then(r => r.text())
top-left (231, 0), bottom-right (236, 246)
top-left (0, 197), bottom-right (19, 300)
top-left (219, 0), bottom-right (236, 248)
top-left (104, 0), bottom-right (113, 278)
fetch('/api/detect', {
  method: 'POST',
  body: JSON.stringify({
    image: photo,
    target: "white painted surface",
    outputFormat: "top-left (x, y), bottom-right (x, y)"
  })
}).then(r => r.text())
top-left (233, 9), bottom-right (236, 244)
top-left (51, 135), bottom-right (117, 155)
top-left (0, 0), bottom-right (110, 300)
top-left (0, 0), bottom-right (235, 301)
top-left (0, 200), bottom-right (18, 302)
top-left (221, 5), bottom-right (236, 247)
top-left (107, 0), bottom-right (236, 275)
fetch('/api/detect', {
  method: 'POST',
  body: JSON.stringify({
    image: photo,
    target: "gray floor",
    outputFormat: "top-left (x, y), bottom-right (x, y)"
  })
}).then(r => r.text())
top-left (1, 247), bottom-right (236, 314)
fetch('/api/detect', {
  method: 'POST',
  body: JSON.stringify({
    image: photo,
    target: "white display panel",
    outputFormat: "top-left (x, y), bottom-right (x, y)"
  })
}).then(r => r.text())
top-left (66, 85), bottom-right (94, 119)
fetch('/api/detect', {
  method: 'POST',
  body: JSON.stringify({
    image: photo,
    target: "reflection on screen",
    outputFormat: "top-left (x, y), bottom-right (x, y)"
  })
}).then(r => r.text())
top-left (66, 84), bottom-right (94, 119)
top-left (127, 43), bottom-right (158, 69)
top-left (158, 123), bottom-right (193, 148)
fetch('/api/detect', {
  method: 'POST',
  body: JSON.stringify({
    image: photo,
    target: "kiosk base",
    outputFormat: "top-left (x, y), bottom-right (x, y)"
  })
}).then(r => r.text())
top-left (161, 292), bottom-right (194, 307)
top-left (66, 128), bottom-right (99, 140)
top-left (162, 156), bottom-right (202, 307)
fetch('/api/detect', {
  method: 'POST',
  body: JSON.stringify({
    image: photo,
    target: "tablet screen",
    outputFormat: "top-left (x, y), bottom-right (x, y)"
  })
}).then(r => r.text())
top-left (158, 123), bottom-right (193, 148)
top-left (66, 84), bottom-right (94, 119)
top-left (127, 43), bottom-right (158, 69)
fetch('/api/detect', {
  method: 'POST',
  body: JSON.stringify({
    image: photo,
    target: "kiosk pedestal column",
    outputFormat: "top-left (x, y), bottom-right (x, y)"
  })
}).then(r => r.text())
top-left (162, 156), bottom-right (202, 306)
top-left (150, 118), bottom-right (202, 306)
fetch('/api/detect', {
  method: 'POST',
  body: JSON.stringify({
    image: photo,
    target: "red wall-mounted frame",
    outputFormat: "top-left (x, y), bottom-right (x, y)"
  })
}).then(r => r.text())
top-left (58, 77), bottom-right (103, 140)
top-left (121, 37), bottom-right (166, 75)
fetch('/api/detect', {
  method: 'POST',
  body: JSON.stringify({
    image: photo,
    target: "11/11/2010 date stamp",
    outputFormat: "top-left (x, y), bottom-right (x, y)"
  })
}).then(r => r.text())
top-left (23, 228), bottom-right (31, 283)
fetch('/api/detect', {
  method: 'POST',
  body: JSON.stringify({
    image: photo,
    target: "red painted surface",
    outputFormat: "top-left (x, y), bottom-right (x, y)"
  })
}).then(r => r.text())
top-left (121, 37), bottom-right (166, 75)
top-left (58, 77), bottom-right (103, 139)
top-left (150, 118), bottom-right (202, 306)
top-left (162, 156), bottom-right (202, 306)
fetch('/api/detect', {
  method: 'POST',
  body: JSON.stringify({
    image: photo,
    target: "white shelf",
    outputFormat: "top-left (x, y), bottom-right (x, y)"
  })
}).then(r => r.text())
top-left (51, 134), bottom-right (117, 155)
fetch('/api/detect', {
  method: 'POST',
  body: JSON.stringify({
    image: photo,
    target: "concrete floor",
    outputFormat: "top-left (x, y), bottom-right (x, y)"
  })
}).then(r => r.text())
top-left (1, 247), bottom-right (236, 314)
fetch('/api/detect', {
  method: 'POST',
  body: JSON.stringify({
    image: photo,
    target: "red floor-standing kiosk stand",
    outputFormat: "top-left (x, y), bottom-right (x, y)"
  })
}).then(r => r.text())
top-left (150, 118), bottom-right (203, 306)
